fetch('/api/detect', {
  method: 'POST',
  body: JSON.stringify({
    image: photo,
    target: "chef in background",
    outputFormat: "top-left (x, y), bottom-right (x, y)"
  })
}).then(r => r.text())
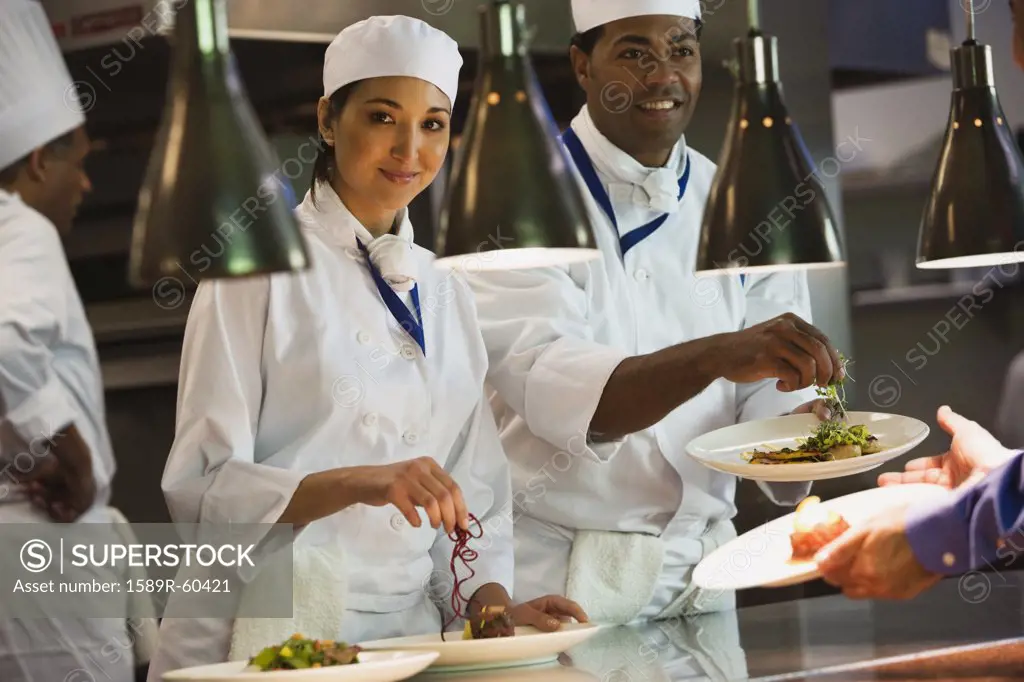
top-left (148, 16), bottom-right (585, 680)
top-left (0, 1), bottom-right (138, 680)
top-left (465, 0), bottom-right (842, 626)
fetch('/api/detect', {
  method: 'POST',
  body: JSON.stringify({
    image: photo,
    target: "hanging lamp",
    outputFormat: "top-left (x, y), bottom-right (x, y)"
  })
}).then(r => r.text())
top-left (695, 0), bottom-right (844, 274)
top-left (915, 0), bottom-right (1024, 269)
top-left (436, 0), bottom-right (599, 271)
top-left (129, 0), bottom-right (310, 288)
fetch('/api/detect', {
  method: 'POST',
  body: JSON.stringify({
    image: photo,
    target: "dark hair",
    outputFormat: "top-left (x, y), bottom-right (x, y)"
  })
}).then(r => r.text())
top-left (570, 26), bottom-right (604, 55)
top-left (570, 19), bottom-right (703, 55)
top-left (310, 81), bottom-right (360, 204)
top-left (0, 129), bottom-right (77, 186)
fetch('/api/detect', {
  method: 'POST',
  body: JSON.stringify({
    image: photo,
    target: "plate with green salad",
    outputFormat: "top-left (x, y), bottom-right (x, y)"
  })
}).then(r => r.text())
top-left (162, 635), bottom-right (438, 681)
top-left (685, 410), bottom-right (930, 482)
top-left (686, 354), bottom-right (929, 482)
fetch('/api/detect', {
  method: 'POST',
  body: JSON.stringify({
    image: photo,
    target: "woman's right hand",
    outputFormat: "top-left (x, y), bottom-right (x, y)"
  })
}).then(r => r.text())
top-left (349, 457), bottom-right (469, 534)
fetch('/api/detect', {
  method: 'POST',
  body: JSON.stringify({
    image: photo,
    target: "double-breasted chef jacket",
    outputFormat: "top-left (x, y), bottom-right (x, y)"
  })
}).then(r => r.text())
top-left (147, 183), bottom-right (515, 678)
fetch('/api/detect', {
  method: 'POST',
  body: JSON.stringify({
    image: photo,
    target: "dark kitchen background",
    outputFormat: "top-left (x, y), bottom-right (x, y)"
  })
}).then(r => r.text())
top-left (41, 0), bottom-right (1024, 609)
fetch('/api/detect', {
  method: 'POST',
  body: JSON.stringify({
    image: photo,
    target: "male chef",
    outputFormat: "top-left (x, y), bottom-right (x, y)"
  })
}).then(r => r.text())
top-left (0, 1), bottom-right (133, 680)
top-left (466, 0), bottom-right (843, 624)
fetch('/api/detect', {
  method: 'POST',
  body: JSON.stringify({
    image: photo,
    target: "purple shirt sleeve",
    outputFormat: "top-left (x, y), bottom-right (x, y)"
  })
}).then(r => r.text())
top-left (905, 450), bottom-right (1024, 575)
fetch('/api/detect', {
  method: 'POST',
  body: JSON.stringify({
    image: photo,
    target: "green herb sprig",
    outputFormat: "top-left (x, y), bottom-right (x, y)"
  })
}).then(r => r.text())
top-left (814, 353), bottom-right (852, 422)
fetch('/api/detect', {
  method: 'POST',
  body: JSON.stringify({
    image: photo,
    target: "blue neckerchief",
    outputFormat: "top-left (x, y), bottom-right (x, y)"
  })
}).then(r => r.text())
top-left (356, 239), bottom-right (425, 356)
top-left (561, 127), bottom-right (690, 259)
top-left (560, 127), bottom-right (746, 287)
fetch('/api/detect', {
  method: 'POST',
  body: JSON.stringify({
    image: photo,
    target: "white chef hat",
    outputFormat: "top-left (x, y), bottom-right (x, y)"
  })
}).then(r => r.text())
top-left (0, 0), bottom-right (86, 171)
top-left (571, 0), bottom-right (702, 34)
top-left (323, 15), bottom-right (463, 108)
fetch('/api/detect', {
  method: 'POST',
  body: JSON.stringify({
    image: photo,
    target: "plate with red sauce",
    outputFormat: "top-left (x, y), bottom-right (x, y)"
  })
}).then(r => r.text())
top-left (691, 484), bottom-right (952, 591)
top-left (357, 622), bottom-right (602, 672)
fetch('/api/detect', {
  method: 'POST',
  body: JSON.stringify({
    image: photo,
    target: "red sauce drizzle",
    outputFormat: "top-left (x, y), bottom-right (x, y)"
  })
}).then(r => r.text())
top-left (440, 513), bottom-right (483, 640)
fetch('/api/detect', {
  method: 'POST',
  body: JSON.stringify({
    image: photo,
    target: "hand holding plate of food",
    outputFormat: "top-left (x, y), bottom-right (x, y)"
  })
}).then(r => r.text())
top-left (686, 410), bottom-right (929, 482)
top-left (686, 354), bottom-right (929, 482)
top-left (692, 484), bottom-right (952, 591)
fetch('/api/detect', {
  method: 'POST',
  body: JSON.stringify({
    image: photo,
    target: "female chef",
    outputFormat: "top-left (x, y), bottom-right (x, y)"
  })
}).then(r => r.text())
top-left (146, 15), bottom-right (585, 679)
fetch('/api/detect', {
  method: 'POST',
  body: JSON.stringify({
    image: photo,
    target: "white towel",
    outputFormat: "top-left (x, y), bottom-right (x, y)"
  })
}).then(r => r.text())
top-left (228, 544), bottom-right (348, 661)
top-left (565, 530), bottom-right (664, 625)
top-left (655, 520), bottom-right (738, 620)
top-left (565, 520), bottom-right (738, 626)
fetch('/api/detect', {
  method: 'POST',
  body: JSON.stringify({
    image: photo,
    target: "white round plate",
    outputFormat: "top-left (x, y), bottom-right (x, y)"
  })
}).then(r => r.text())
top-left (162, 651), bottom-right (439, 682)
top-left (692, 483), bottom-right (953, 591)
top-left (358, 623), bottom-right (601, 672)
top-left (685, 411), bottom-right (930, 482)
top-left (413, 663), bottom-right (598, 681)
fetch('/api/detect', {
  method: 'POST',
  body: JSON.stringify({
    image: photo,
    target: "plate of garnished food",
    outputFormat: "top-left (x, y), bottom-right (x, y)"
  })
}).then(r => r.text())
top-left (357, 618), bottom-right (600, 672)
top-left (686, 410), bottom-right (929, 482)
top-left (354, 514), bottom-right (600, 672)
top-left (162, 635), bottom-right (438, 681)
top-left (691, 485), bottom-right (953, 591)
top-left (686, 354), bottom-right (929, 482)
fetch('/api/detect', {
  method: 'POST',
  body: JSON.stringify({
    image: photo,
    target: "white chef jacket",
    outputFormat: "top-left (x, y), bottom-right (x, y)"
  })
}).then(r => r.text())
top-left (147, 183), bottom-right (514, 679)
top-left (466, 106), bottom-right (815, 617)
top-left (0, 189), bottom-right (114, 507)
top-left (0, 189), bottom-right (129, 681)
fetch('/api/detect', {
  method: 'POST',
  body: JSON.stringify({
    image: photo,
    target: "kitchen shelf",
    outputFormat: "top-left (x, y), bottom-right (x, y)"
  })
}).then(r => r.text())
top-left (852, 279), bottom-right (1021, 307)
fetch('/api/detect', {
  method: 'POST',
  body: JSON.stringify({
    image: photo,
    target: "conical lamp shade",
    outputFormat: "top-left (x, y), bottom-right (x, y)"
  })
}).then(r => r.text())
top-left (436, 0), bottom-right (599, 271)
top-left (696, 32), bottom-right (844, 274)
top-left (916, 41), bottom-right (1024, 269)
top-left (129, 0), bottom-right (310, 288)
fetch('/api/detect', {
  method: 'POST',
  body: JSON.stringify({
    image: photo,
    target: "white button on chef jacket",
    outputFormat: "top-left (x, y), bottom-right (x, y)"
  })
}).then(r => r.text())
top-left (155, 183), bottom-right (514, 673)
top-left (466, 107), bottom-right (817, 615)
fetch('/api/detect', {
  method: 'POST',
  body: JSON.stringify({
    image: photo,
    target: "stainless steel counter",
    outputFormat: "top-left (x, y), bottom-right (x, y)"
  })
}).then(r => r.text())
top-left (410, 572), bottom-right (1024, 681)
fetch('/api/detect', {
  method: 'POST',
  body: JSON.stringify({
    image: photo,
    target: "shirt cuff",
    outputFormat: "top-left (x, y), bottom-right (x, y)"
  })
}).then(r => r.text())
top-left (524, 337), bottom-right (629, 463)
top-left (905, 497), bottom-right (973, 575)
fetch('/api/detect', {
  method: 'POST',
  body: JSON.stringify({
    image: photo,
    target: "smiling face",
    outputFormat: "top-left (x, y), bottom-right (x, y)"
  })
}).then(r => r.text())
top-left (570, 15), bottom-right (702, 166)
top-left (318, 76), bottom-right (452, 223)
